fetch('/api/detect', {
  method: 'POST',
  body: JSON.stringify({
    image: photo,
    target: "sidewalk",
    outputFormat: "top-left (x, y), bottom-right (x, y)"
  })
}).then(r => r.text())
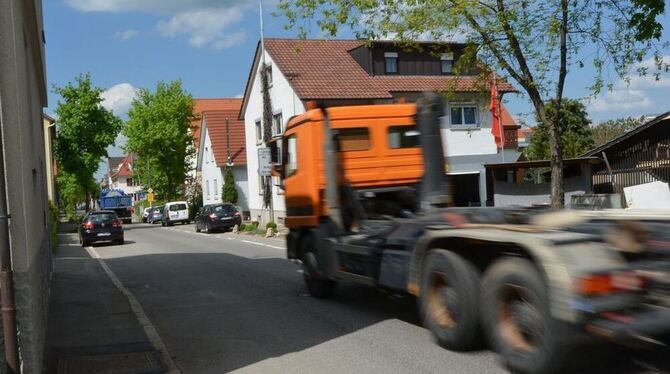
top-left (45, 228), bottom-right (166, 374)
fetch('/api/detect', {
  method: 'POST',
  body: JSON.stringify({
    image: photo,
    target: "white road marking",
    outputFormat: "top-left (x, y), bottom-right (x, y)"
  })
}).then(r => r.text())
top-left (240, 239), bottom-right (284, 250)
top-left (85, 246), bottom-right (181, 374)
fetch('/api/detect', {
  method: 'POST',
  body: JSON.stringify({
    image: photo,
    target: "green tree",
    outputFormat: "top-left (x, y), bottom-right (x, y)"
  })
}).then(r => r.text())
top-left (526, 99), bottom-right (594, 160)
top-left (57, 171), bottom-right (85, 220)
top-left (221, 167), bottom-right (239, 204)
top-left (124, 81), bottom-right (195, 200)
top-left (591, 116), bottom-right (645, 147)
top-left (54, 73), bottom-right (122, 211)
top-left (278, 0), bottom-right (667, 208)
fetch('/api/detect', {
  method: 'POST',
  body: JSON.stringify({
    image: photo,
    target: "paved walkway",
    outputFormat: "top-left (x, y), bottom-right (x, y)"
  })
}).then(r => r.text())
top-left (44, 230), bottom-right (166, 374)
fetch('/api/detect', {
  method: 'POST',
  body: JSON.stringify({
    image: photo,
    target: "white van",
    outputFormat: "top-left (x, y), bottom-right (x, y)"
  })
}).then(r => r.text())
top-left (162, 201), bottom-right (190, 226)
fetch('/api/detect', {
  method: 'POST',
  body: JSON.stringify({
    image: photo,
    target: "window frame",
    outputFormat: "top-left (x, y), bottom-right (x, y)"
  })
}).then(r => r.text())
top-left (387, 125), bottom-right (421, 149)
top-left (440, 52), bottom-right (454, 74)
top-left (384, 52), bottom-right (399, 75)
top-left (272, 112), bottom-right (283, 136)
top-left (449, 104), bottom-right (479, 127)
top-left (285, 134), bottom-right (298, 178)
top-left (255, 119), bottom-right (262, 144)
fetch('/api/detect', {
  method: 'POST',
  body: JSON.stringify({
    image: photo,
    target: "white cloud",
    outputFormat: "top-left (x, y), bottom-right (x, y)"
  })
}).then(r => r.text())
top-left (114, 29), bottom-right (139, 40)
top-left (65, 0), bottom-right (249, 13)
top-left (587, 56), bottom-right (670, 115)
top-left (234, 93), bottom-right (243, 98)
top-left (101, 83), bottom-right (138, 116)
top-left (157, 7), bottom-right (246, 50)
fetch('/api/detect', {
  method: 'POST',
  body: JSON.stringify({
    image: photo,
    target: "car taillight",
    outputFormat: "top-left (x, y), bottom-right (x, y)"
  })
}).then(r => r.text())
top-left (82, 221), bottom-right (94, 230)
top-left (576, 271), bottom-right (646, 295)
top-left (234, 211), bottom-right (241, 216)
top-left (112, 219), bottom-right (122, 228)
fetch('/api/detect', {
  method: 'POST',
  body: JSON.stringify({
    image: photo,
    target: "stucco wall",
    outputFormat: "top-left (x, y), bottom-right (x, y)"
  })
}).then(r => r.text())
top-left (201, 127), bottom-right (249, 210)
top-left (243, 50), bottom-right (305, 222)
top-left (0, 0), bottom-right (51, 372)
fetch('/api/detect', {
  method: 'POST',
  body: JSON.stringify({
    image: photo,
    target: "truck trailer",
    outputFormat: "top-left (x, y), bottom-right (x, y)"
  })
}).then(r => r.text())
top-left (272, 93), bottom-right (670, 374)
top-left (98, 188), bottom-right (133, 224)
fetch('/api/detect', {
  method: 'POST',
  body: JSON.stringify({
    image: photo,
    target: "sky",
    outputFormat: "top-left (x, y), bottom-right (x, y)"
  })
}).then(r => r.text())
top-left (44, 0), bottom-right (670, 167)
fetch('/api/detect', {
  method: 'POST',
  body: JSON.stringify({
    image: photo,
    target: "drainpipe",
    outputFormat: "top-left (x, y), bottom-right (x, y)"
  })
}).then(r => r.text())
top-left (0, 118), bottom-right (20, 372)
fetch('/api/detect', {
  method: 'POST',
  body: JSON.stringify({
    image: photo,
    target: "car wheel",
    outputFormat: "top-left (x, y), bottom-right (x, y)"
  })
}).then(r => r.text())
top-left (420, 249), bottom-right (482, 351)
top-left (81, 238), bottom-right (88, 247)
top-left (301, 234), bottom-right (335, 298)
top-left (115, 238), bottom-right (124, 245)
top-left (481, 258), bottom-right (566, 374)
top-left (204, 223), bottom-right (209, 233)
top-left (195, 224), bottom-right (201, 233)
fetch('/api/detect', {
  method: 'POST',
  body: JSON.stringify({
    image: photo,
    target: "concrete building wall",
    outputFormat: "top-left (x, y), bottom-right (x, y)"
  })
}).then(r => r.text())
top-left (243, 51), bottom-right (305, 223)
top-left (0, 0), bottom-right (51, 372)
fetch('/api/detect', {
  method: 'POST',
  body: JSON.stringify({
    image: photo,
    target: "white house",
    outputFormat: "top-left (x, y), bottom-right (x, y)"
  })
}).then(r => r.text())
top-left (239, 38), bottom-right (520, 223)
top-left (197, 99), bottom-right (249, 213)
top-left (108, 154), bottom-right (142, 201)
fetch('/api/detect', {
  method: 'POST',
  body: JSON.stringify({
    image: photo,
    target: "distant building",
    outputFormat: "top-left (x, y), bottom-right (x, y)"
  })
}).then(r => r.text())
top-left (197, 99), bottom-right (249, 213)
top-left (240, 38), bottom-right (519, 222)
top-left (108, 154), bottom-right (142, 201)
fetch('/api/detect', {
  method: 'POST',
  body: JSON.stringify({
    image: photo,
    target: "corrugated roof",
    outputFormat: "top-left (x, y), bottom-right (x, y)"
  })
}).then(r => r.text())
top-left (203, 102), bottom-right (246, 166)
top-left (193, 99), bottom-right (243, 150)
top-left (583, 112), bottom-right (670, 157)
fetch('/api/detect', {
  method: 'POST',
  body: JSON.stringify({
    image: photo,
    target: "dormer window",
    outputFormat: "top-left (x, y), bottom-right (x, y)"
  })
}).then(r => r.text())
top-left (384, 52), bottom-right (398, 74)
top-left (441, 53), bottom-right (454, 74)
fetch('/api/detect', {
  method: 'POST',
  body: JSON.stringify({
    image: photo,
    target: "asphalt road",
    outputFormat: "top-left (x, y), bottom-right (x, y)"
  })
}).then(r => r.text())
top-left (89, 223), bottom-right (670, 374)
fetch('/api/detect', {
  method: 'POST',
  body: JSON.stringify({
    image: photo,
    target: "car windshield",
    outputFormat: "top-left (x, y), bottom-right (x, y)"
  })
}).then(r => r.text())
top-left (153, 207), bottom-right (163, 213)
top-left (169, 204), bottom-right (187, 211)
top-left (212, 205), bottom-right (235, 213)
top-left (88, 213), bottom-right (117, 222)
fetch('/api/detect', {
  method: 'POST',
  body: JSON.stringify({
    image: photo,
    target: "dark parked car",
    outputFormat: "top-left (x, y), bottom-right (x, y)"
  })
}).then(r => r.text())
top-left (148, 206), bottom-right (164, 224)
top-left (79, 210), bottom-right (124, 246)
top-left (194, 203), bottom-right (241, 233)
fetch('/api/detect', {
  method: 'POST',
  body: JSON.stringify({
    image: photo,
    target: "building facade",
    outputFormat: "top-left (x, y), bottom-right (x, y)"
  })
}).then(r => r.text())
top-left (240, 38), bottom-right (518, 222)
top-left (0, 0), bottom-right (52, 371)
top-left (197, 100), bottom-right (249, 213)
top-left (108, 154), bottom-right (143, 201)
top-left (43, 113), bottom-right (58, 203)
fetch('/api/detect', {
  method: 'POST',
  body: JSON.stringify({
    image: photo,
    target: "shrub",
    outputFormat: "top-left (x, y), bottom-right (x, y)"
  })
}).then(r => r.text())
top-left (48, 201), bottom-right (58, 251)
top-left (239, 223), bottom-right (247, 231)
top-left (265, 221), bottom-right (277, 231)
top-left (243, 223), bottom-right (256, 232)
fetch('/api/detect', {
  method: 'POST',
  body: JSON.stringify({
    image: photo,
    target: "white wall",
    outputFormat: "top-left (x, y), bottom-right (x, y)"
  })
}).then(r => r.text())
top-left (441, 93), bottom-right (498, 157)
top-left (243, 50), bottom-right (305, 222)
top-left (201, 126), bottom-right (249, 210)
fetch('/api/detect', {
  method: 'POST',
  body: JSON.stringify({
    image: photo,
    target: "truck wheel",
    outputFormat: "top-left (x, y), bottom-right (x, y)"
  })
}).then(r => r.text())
top-left (481, 258), bottom-right (565, 374)
top-left (301, 235), bottom-right (335, 298)
top-left (420, 249), bottom-right (481, 351)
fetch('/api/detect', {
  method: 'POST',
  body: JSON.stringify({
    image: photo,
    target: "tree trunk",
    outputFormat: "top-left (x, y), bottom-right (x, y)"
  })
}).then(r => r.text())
top-left (84, 189), bottom-right (90, 212)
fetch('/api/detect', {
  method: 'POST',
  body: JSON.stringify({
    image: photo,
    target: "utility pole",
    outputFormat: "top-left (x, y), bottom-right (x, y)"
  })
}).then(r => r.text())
top-left (259, 0), bottom-right (275, 224)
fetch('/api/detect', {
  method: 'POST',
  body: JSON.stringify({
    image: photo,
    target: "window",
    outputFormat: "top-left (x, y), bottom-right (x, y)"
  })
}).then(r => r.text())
top-left (169, 203), bottom-right (187, 211)
top-left (384, 52), bottom-right (398, 74)
top-left (127, 178), bottom-right (133, 186)
top-left (205, 147), bottom-right (209, 163)
top-left (441, 53), bottom-right (454, 74)
top-left (337, 128), bottom-right (371, 151)
top-left (206, 180), bottom-right (210, 199)
top-left (213, 179), bottom-right (218, 197)
top-left (285, 135), bottom-right (298, 177)
top-left (255, 120), bottom-right (262, 144)
top-left (450, 105), bottom-right (478, 126)
top-left (388, 126), bottom-right (420, 148)
top-left (272, 112), bottom-right (283, 136)
top-left (258, 174), bottom-right (265, 195)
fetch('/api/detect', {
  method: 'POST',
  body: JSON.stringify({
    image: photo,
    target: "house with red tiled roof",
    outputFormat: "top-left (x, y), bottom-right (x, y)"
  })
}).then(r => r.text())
top-left (240, 38), bottom-right (521, 220)
top-left (107, 153), bottom-right (142, 201)
top-left (196, 99), bottom-right (249, 211)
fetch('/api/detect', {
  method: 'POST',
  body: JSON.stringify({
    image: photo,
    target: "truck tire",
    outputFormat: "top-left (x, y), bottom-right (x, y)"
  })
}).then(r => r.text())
top-left (301, 234), bottom-right (335, 298)
top-left (420, 249), bottom-right (481, 351)
top-left (480, 257), bottom-right (565, 374)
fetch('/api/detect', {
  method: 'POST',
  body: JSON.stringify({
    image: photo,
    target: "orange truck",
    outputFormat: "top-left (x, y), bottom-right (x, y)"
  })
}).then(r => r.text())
top-left (272, 93), bottom-right (670, 374)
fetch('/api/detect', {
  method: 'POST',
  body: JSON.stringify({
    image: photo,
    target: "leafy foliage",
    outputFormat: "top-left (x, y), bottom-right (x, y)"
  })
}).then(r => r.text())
top-left (53, 73), bottom-right (122, 210)
top-left (277, 0), bottom-right (668, 208)
top-left (124, 81), bottom-right (195, 201)
top-left (221, 167), bottom-right (239, 204)
top-left (591, 116), bottom-right (645, 147)
top-left (526, 99), bottom-right (594, 160)
top-left (57, 172), bottom-right (85, 221)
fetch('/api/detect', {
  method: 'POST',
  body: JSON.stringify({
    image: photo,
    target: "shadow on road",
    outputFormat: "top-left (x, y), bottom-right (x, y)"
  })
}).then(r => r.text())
top-left (99, 251), bottom-right (670, 374)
